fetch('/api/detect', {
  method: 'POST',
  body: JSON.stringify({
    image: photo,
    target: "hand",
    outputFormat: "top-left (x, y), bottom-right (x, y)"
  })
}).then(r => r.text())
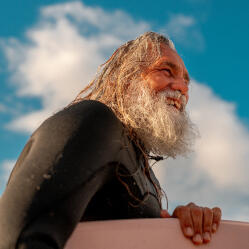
top-left (172, 202), bottom-right (222, 245)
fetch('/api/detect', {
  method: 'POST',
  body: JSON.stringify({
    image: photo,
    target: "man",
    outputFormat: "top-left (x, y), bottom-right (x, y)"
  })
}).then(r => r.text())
top-left (0, 32), bottom-right (221, 249)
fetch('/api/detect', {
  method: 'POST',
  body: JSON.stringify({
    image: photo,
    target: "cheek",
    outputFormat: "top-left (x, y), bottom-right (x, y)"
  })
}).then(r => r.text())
top-left (145, 73), bottom-right (170, 91)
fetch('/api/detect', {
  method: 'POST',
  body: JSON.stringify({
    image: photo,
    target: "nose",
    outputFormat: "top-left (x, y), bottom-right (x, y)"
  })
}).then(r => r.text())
top-left (170, 79), bottom-right (189, 102)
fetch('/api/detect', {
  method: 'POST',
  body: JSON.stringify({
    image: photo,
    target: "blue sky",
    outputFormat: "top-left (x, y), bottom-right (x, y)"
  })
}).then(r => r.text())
top-left (0, 0), bottom-right (249, 221)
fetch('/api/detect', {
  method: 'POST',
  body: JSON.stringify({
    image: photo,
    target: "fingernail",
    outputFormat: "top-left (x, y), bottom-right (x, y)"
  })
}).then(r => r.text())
top-left (203, 232), bottom-right (211, 242)
top-left (212, 223), bottom-right (217, 232)
top-left (193, 234), bottom-right (203, 244)
top-left (185, 227), bottom-right (194, 236)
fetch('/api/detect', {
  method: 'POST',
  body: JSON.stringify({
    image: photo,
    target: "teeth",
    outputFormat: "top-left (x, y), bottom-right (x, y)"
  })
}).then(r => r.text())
top-left (175, 101), bottom-right (181, 109)
top-left (166, 98), bottom-right (181, 110)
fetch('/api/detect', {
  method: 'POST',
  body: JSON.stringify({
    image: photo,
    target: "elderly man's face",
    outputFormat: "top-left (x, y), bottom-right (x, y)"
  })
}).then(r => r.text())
top-left (142, 44), bottom-right (190, 111)
top-left (122, 43), bottom-right (196, 157)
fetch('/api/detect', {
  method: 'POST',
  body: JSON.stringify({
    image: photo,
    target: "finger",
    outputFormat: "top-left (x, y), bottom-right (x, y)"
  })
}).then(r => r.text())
top-left (160, 209), bottom-right (171, 218)
top-left (202, 207), bottom-right (213, 243)
top-left (187, 202), bottom-right (197, 207)
top-left (212, 207), bottom-right (222, 233)
top-left (190, 206), bottom-right (203, 244)
top-left (173, 206), bottom-right (194, 238)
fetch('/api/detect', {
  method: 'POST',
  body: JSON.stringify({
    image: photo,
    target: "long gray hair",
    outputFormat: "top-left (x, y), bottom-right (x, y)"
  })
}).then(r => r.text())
top-left (70, 32), bottom-right (176, 208)
top-left (70, 32), bottom-right (175, 125)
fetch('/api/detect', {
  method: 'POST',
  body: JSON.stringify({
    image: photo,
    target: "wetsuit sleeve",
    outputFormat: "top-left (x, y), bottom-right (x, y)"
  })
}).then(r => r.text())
top-left (0, 100), bottom-right (124, 249)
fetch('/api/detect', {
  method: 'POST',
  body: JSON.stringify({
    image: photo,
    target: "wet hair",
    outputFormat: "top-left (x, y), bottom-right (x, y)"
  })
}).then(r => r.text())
top-left (70, 32), bottom-right (176, 209)
top-left (70, 31), bottom-right (175, 117)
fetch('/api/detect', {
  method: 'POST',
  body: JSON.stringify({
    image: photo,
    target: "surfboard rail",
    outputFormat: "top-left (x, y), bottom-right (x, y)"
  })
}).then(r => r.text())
top-left (65, 218), bottom-right (249, 249)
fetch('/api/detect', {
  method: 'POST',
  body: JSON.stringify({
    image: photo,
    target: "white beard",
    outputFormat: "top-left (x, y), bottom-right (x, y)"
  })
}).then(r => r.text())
top-left (123, 81), bottom-right (198, 158)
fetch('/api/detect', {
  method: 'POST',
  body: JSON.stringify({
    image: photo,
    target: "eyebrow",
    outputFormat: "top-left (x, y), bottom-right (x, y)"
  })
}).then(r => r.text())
top-left (158, 61), bottom-right (190, 84)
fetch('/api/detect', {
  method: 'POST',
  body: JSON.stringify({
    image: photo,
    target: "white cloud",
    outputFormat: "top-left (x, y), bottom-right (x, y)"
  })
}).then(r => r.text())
top-left (1, 1), bottom-right (149, 133)
top-left (1, 1), bottom-right (249, 222)
top-left (189, 81), bottom-right (249, 189)
top-left (0, 160), bottom-right (15, 192)
top-left (154, 80), bottom-right (249, 221)
top-left (162, 14), bottom-right (205, 51)
top-left (41, 1), bottom-right (148, 39)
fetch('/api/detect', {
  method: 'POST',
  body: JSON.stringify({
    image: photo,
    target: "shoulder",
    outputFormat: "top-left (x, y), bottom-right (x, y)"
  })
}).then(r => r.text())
top-left (32, 100), bottom-right (124, 152)
top-left (57, 100), bottom-right (119, 125)
top-left (37, 100), bottom-right (122, 135)
top-left (65, 100), bottom-right (116, 118)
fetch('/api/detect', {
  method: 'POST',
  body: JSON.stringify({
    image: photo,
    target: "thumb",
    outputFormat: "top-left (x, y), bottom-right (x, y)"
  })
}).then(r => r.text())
top-left (160, 209), bottom-right (171, 218)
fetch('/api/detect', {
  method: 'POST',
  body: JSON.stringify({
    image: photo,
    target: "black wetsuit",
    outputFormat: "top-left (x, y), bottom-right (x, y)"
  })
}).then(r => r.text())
top-left (0, 100), bottom-right (161, 249)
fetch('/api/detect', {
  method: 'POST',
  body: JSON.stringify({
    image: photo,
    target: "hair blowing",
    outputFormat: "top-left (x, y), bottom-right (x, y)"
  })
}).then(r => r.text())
top-left (70, 32), bottom-right (174, 208)
top-left (70, 31), bottom-right (175, 119)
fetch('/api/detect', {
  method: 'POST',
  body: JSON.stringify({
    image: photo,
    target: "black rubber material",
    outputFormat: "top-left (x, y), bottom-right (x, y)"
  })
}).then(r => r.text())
top-left (0, 100), bottom-right (161, 249)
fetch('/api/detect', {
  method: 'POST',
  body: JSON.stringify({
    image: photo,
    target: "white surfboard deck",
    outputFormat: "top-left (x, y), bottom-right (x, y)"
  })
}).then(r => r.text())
top-left (65, 218), bottom-right (249, 249)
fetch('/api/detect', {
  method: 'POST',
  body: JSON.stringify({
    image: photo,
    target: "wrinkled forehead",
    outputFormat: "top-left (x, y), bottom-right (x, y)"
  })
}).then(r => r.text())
top-left (142, 41), bottom-right (185, 66)
top-left (159, 43), bottom-right (185, 66)
top-left (141, 40), bottom-right (176, 61)
top-left (141, 42), bottom-right (189, 82)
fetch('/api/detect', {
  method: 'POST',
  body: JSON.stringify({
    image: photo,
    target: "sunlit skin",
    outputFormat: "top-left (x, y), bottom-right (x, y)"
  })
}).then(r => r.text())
top-left (142, 44), bottom-right (189, 110)
top-left (142, 44), bottom-right (222, 245)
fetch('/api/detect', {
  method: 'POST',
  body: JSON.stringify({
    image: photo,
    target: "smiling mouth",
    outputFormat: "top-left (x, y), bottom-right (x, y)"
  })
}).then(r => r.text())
top-left (166, 97), bottom-right (181, 110)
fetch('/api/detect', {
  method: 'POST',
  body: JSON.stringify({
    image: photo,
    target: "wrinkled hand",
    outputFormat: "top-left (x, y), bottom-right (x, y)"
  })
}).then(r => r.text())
top-left (161, 202), bottom-right (222, 245)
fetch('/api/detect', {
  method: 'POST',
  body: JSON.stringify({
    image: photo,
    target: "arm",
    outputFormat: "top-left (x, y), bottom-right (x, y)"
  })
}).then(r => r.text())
top-left (160, 202), bottom-right (222, 245)
top-left (172, 202), bottom-right (222, 245)
top-left (0, 100), bottom-right (123, 249)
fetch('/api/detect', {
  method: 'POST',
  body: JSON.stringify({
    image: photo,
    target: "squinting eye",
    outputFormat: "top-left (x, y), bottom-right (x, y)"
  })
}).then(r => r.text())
top-left (162, 68), bottom-right (171, 75)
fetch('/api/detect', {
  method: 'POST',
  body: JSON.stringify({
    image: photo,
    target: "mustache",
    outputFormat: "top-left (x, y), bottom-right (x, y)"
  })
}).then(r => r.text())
top-left (157, 90), bottom-right (187, 109)
top-left (120, 79), bottom-right (198, 157)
